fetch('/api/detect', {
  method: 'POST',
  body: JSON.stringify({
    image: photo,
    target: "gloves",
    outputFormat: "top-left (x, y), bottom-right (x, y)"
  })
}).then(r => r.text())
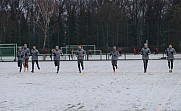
top-left (53, 53), bottom-right (56, 56)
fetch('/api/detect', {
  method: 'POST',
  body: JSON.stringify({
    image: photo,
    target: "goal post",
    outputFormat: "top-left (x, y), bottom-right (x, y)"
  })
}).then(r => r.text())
top-left (61, 45), bottom-right (96, 54)
top-left (86, 50), bottom-right (103, 60)
top-left (60, 45), bottom-right (103, 60)
top-left (0, 44), bottom-right (17, 61)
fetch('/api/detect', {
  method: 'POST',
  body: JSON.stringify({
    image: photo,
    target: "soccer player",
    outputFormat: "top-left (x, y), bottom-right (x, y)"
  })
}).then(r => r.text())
top-left (133, 48), bottom-right (136, 55)
top-left (165, 44), bottom-right (176, 73)
top-left (52, 46), bottom-right (63, 73)
top-left (31, 46), bottom-right (40, 73)
top-left (110, 46), bottom-right (120, 72)
top-left (140, 43), bottom-right (151, 73)
top-left (17, 47), bottom-right (23, 72)
top-left (88, 49), bottom-right (92, 57)
top-left (22, 44), bottom-right (30, 72)
top-left (76, 46), bottom-right (85, 73)
top-left (70, 48), bottom-right (74, 60)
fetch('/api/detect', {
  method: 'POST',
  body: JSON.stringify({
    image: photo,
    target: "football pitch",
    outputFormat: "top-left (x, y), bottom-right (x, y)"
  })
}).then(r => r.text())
top-left (0, 60), bottom-right (181, 111)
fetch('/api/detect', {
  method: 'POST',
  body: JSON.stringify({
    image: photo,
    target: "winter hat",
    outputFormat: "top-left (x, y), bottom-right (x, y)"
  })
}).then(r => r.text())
top-left (113, 46), bottom-right (116, 50)
top-left (55, 46), bottom-right (59, 49)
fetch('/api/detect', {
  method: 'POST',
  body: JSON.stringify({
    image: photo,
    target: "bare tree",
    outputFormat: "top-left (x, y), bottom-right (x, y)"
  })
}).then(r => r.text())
top-left (34, 0), bottom-right (58, 48)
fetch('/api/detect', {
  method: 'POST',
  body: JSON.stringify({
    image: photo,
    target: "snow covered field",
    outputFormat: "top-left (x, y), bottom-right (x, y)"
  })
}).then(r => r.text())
top-left (1, 54), bottom-right (181, 61)
top-left (0, 60), bottom-right (181, 111)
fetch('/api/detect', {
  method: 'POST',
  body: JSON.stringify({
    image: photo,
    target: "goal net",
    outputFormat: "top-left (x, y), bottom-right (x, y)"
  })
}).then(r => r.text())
top-left (0, 44), bottom-right (17, 61)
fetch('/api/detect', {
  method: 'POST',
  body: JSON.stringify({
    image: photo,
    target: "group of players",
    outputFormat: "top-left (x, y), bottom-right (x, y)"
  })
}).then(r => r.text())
top-left (17, 43), bottom-right (176, 73)
top-left (110, 43), bottom-right (176, 73)
top-left (17, 44), bottom-right (40, 73)
top-left (17, 44), bottom-right (85, 73)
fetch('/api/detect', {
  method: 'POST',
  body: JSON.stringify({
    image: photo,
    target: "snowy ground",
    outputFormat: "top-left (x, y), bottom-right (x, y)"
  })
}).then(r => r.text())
top-left (1, 54), bottom-right (181, 61)
top-left (0, 60), bottom-right (181, 111)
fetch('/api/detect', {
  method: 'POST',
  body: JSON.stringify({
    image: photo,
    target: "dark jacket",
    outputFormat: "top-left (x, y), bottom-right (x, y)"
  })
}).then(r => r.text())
top-left (17, 51), bottom-right (23, 60)
top-left (31, 49), bottom-right (39, 60)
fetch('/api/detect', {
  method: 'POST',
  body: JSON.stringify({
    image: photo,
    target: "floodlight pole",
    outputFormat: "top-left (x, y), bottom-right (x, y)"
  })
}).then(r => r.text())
top-left (97, 24), bottom-right (98, 48)
top-left (116, 23), bottom-right (118, 46)
top-left (14, 44), bottom-right (17, 61)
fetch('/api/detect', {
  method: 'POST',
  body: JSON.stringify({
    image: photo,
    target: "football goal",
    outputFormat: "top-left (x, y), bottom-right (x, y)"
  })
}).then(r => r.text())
top-left (60, 45), bottom-right (103, 60)
top-left (86, 50), bottom-right (103, 60)
top-left (0, 44), bottom-right (17, 61)
top-left (61, 45), bottom-right (96, 54)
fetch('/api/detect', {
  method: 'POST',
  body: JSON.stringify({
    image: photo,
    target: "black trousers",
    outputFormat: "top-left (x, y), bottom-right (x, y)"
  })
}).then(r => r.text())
top-left (112, 60), bottom-right (117, 70)
top-left (18, 60), bottom-right (23, 72)
top-left (112, 60), bottom-right (117, 66)
top-left (54, 60), bottom-right (60, 72)
top-left (78, 59), bottom-right (84, 71)
top-left (168, 59), bottom-right (174, 69)
top-left (32, 60), bottom-right (40, 71)
top-left (143, 59), bottom-right (148, 71)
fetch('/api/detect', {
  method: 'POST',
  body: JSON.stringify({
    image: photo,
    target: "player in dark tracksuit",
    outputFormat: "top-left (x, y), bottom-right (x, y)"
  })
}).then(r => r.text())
top-left (52, 46), bottom-right (63, 73)
top-left (140, 43), bottom-right (151, 73)
top-left (22, 44), bottom-right (30, 72)
top-left (17, 47), bottom-right (23, 72)
top-left (165, 45), bottom-right (176, 73)
top-left (110, 46), bottom-right (120, 72)
top-left (31, 46), bottom-right (40, 73)
top-left (76, 46), bottom-right (85, 73)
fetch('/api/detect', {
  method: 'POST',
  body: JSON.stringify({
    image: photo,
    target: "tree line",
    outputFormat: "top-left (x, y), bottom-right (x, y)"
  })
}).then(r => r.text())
top-left (0, 0), bottom-right (181, 52)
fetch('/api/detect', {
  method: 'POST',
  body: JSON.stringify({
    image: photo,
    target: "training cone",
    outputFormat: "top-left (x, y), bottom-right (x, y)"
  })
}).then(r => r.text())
top-left (81, 74), bottom-right (86, 76)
